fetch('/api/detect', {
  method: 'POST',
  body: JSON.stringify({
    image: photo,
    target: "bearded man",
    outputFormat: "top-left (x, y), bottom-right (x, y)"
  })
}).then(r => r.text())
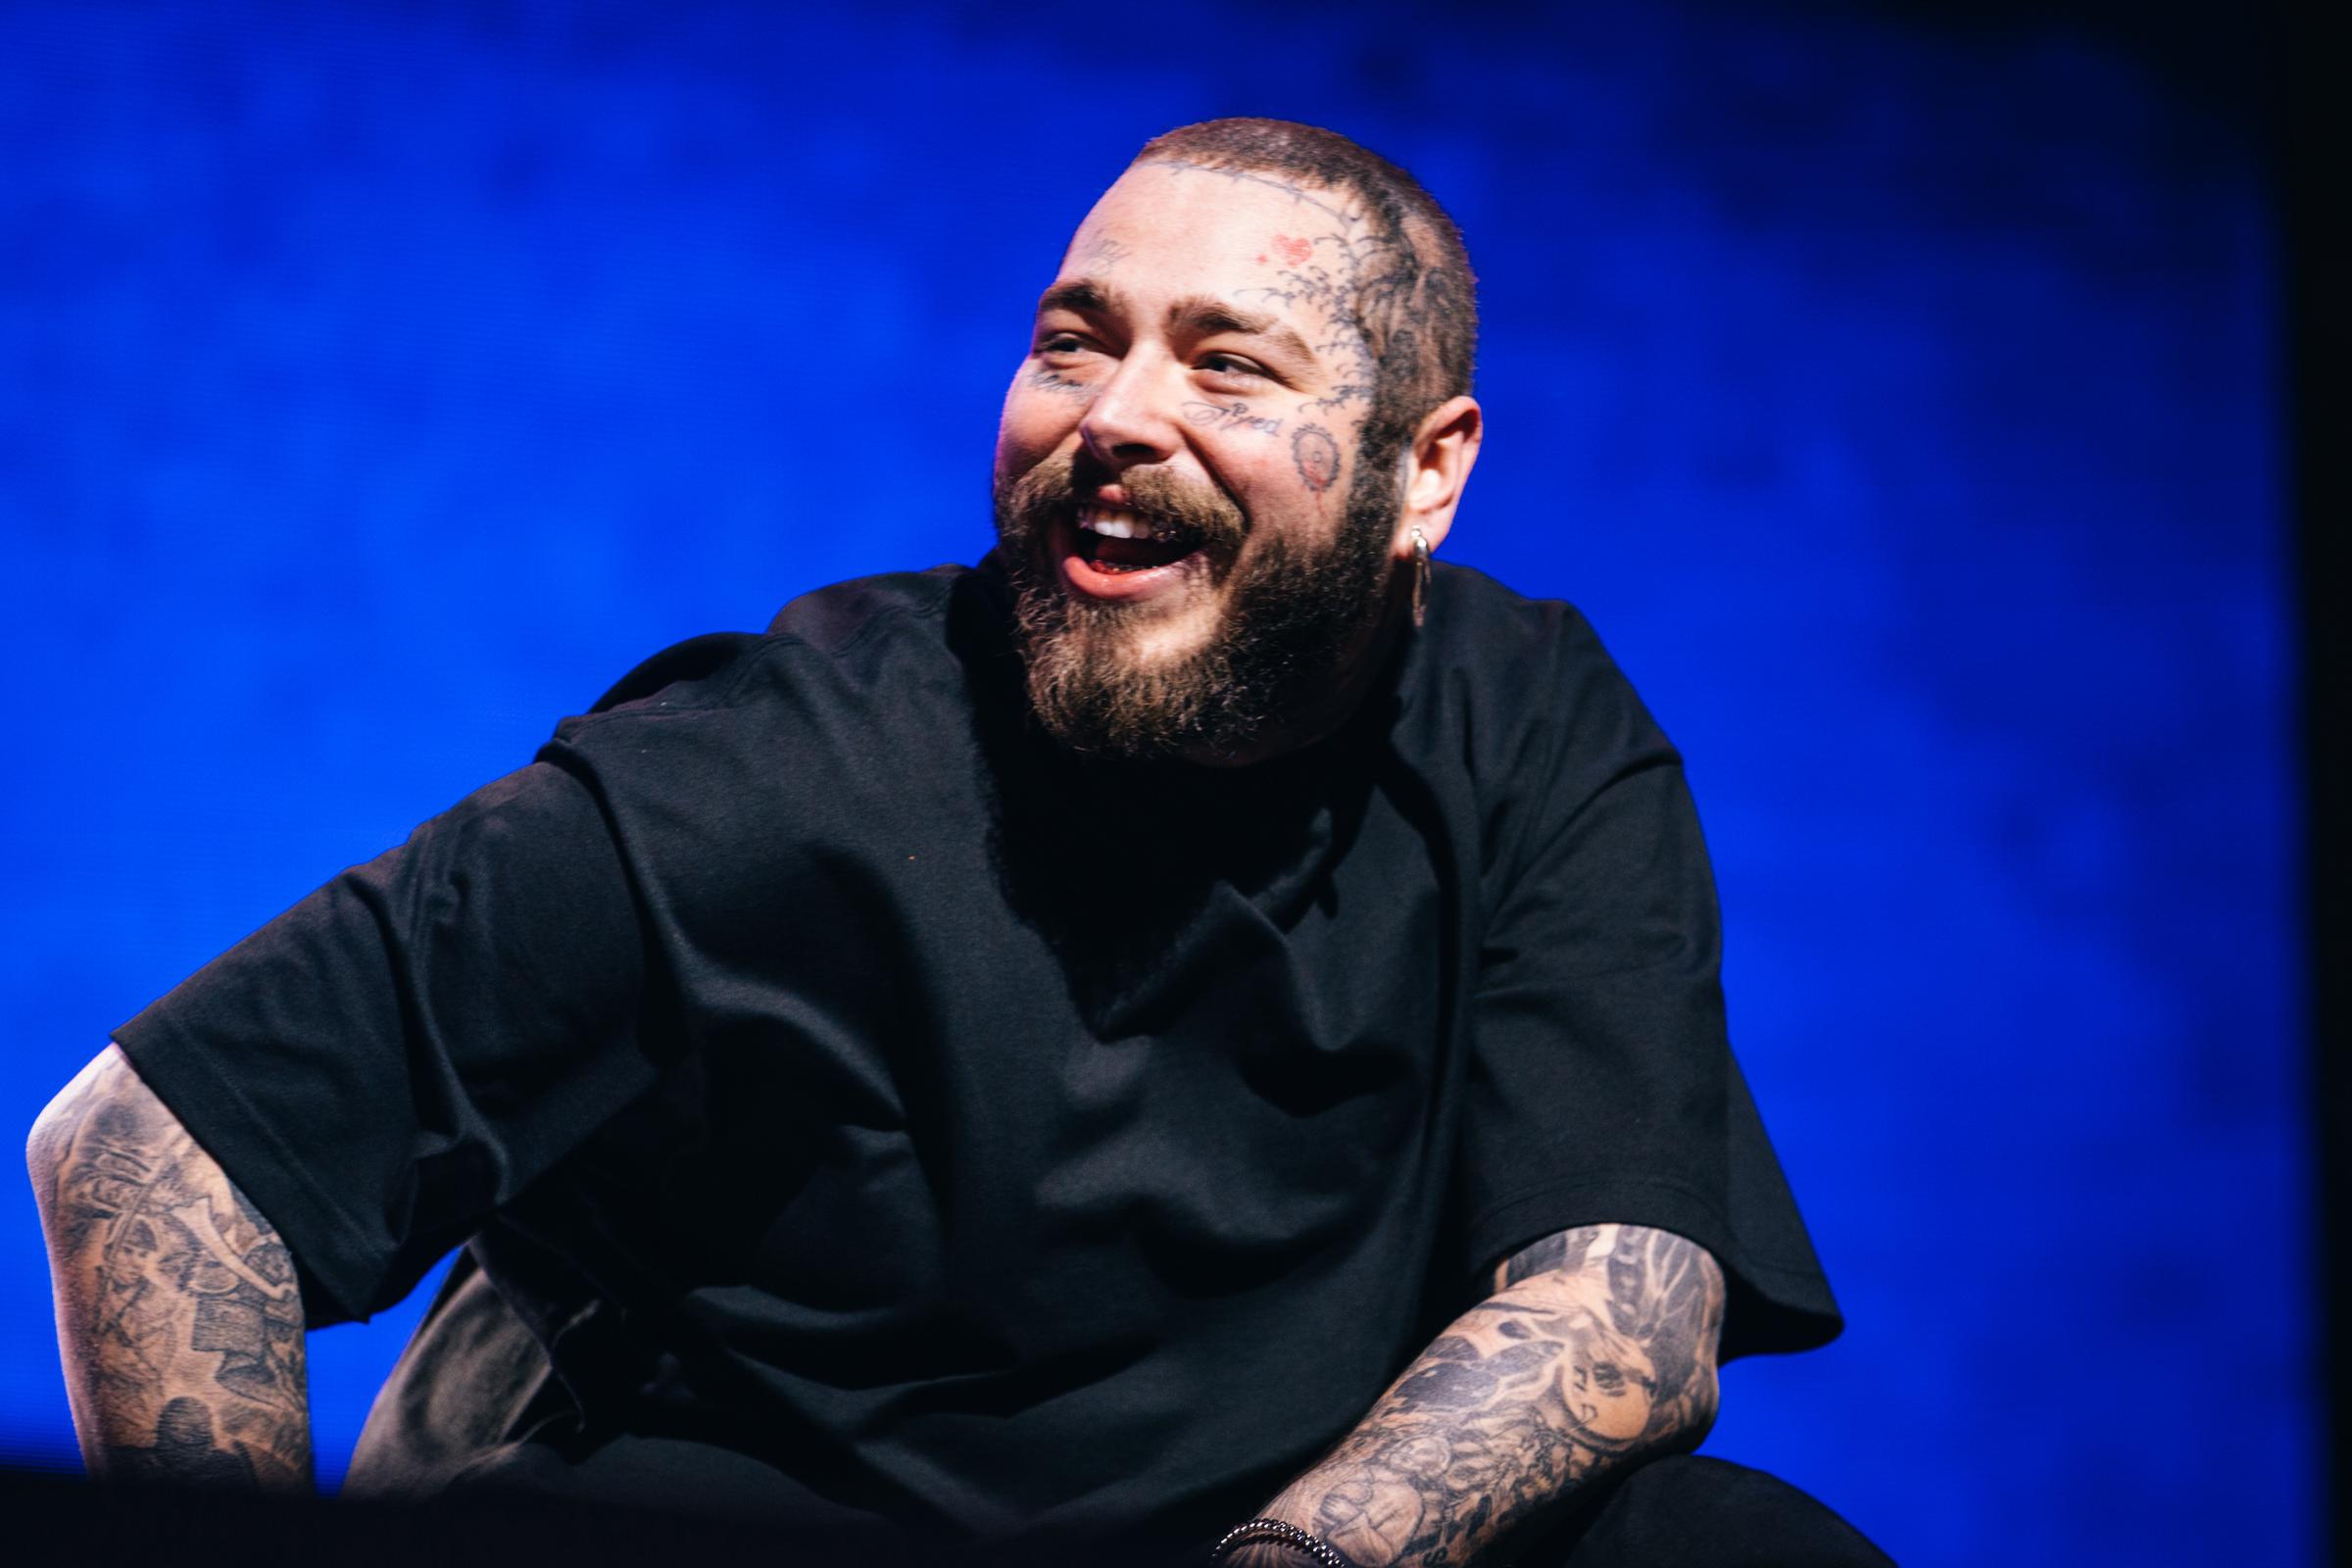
top-left (30, 120), bottom-right (1886, 1566)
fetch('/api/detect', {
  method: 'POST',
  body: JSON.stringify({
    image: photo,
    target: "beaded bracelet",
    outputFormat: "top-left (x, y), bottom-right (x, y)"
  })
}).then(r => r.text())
top-left (1208, 1517), bottom-right (1356, 1568)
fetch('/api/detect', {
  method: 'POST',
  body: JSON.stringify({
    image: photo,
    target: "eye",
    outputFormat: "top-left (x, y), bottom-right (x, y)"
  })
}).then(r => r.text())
top-left (1199, 352), bottom-right (1265, 379)
top-left (1037, 331), bottom-right (1092, 357)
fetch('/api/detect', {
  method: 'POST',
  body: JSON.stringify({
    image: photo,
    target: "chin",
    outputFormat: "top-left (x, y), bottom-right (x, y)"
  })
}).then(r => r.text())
top-left (1115, 603), bottom-right (1221, 664)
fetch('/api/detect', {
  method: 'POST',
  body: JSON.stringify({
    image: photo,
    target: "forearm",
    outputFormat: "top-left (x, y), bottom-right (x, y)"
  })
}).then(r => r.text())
top-left (27, 1045), bottom-right (313, 1489)
top-left (1252, 1225), bottom-right (1724, 1568)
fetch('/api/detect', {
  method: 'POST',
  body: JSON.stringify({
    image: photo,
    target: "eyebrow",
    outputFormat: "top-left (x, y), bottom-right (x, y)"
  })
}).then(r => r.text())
top-left (1163, 294), bottom-right (1318, 369)
top-left (1035, 280), bottom-right (1321, 372)
top-left (1037, 279), bottom-right (1118, 318)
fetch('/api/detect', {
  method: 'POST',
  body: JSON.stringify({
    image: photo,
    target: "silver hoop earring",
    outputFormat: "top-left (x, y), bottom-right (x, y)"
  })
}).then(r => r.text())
top-left (1410, 527), bottom-right (1432, 628)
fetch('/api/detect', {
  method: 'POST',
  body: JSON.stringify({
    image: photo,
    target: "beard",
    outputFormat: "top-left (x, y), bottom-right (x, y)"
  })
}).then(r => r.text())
top-left (992, 451), bottom-right (1402, 763)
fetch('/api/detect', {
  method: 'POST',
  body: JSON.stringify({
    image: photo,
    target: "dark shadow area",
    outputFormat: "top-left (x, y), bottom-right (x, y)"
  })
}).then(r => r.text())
top-left (0, 1467), bottom-right (905, 1568)
top-left (1826, 0), bottom-right (2268, 127)
top-left (2283, 0), bottom-right (2344, 1557)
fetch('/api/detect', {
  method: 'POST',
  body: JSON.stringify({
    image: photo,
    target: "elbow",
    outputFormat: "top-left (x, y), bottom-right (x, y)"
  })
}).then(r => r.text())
top-left (26, 1082), bottom-right (79, 1222)
top-left (26, 1045), bottom-right (138, 1229)
top-left (1684, 1359), bottom-right (1722, 1450)
top-left (1650, 1357), bottom-right (1721, 1457)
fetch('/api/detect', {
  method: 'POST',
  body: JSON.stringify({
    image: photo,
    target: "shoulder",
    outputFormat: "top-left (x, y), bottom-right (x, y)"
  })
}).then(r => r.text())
top-left (533, 564), bottom-right (1007, 832)
top-left (760, 564), bottom-right (971, 664)
top-left (1409, 561), bottom-right (1675, 777)
top-left (1421, 558), bottom-right (1597, 655)
top-left (560, 564), bottom-right (983, 733)
top-left (1393, 563), bottom-right (1689, 889)
top-left (525, 565), bottom-right (1004, 903)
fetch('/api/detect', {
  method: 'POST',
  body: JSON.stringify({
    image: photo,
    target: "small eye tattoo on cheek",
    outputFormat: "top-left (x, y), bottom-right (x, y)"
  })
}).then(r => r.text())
top-left (1291, 422), bottom-right (1343, 494)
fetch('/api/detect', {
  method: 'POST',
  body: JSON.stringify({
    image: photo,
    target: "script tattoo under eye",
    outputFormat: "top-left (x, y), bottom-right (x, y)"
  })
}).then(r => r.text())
top-left (1183, 400), bottom-right (1284, 436)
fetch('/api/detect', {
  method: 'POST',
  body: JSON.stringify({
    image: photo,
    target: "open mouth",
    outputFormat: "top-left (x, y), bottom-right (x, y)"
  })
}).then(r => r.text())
top-left (1070, 504), bottom-right (1206, 575)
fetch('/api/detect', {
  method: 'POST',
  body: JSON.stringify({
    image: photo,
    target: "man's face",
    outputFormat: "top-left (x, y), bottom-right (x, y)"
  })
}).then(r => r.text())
top-left (992, 162), bottom-right (1403, 762)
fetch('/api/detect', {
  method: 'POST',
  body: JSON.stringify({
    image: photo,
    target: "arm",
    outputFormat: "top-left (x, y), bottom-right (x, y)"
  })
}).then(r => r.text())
top-left (1246, 1223), bottom-right (1724, 1568)
top-left (26, 1045), bottom-right (313, 1489)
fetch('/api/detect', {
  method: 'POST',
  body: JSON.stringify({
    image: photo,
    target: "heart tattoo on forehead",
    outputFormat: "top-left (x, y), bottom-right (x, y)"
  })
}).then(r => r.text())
top-left (1270, 233), bottom-right (1314, 267)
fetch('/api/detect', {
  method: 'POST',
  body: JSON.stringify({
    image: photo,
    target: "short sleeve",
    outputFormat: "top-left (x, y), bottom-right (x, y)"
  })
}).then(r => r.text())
top-left (113, 759), bottom-right (655, 1327)
top-left (1459, 648), bottom-right (1841, 1360)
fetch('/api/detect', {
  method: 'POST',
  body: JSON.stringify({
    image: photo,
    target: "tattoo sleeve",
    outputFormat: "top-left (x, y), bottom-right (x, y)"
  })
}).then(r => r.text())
top-left (1251, 1225), bottom-right (1724, 1567)
top-left (26, 1046), bottom-right (313, 1489)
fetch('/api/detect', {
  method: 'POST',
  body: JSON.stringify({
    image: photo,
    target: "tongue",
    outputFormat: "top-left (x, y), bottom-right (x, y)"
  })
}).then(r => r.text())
top-left (1088, 533), bottom-right (1195, 571)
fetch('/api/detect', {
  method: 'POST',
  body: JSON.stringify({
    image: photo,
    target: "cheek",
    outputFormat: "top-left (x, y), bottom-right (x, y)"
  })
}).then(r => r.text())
top-left (996, 386), bottom-right (1076, 480)
top-left (1201, 422), bottom-right (1335, 510)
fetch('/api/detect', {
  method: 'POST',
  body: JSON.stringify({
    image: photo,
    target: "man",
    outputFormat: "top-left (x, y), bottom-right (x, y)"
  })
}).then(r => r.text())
top-left (29, 120), bottom-right (1884, 1565)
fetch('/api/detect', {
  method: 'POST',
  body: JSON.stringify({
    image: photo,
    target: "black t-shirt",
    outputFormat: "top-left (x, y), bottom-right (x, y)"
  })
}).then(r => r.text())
top-left (115, 559), bottom-right (1838, 1551)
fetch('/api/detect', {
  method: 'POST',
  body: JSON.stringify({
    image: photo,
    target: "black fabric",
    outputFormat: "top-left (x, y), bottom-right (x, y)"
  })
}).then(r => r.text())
top-left (1531, 1457), bottom-right (1892, 1568)
top-left (340, 1250), bottom-right (570, 1495)
top-left (0, 1455), bottom-right (1889, 1568)
top-left (115, 559), bottom-right (1841, 1554)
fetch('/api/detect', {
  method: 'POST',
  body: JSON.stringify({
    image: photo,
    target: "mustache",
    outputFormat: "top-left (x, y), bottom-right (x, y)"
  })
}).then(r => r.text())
top-left (1000, 455), bottom-right (1248, 553)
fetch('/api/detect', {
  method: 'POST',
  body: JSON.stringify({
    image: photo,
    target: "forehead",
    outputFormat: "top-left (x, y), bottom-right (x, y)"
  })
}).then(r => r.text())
top-left (1054, 163), bottom-right (1361, 304)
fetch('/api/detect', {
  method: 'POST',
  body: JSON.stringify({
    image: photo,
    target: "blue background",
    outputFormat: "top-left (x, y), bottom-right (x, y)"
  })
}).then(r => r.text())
top-left (0, 2), bottom-right (2305, 1562)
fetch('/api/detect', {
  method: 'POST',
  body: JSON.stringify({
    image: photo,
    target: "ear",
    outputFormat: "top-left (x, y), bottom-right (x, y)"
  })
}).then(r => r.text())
top-left (1391, 395), bottom-right (1483, 561)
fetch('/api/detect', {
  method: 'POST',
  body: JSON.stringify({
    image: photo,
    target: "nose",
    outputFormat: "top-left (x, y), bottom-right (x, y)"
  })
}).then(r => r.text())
top-left (1078, 351), bottom-right (1184, 471)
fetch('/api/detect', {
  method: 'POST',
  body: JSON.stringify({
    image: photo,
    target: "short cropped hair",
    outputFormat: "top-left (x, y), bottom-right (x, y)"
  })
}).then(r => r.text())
top-left (1132, 118), bottom-right (1478, 466)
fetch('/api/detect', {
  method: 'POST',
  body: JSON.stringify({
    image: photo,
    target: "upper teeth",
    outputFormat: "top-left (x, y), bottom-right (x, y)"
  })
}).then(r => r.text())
top-left (1079, 506), bottom-right (1152, 540)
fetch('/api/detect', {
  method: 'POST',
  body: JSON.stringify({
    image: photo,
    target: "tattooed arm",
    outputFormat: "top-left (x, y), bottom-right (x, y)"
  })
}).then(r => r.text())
top-left (26, 1045), bottom-right (312, 1489)
top-left (1249, 1224), bottom-right (1725, 1567)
